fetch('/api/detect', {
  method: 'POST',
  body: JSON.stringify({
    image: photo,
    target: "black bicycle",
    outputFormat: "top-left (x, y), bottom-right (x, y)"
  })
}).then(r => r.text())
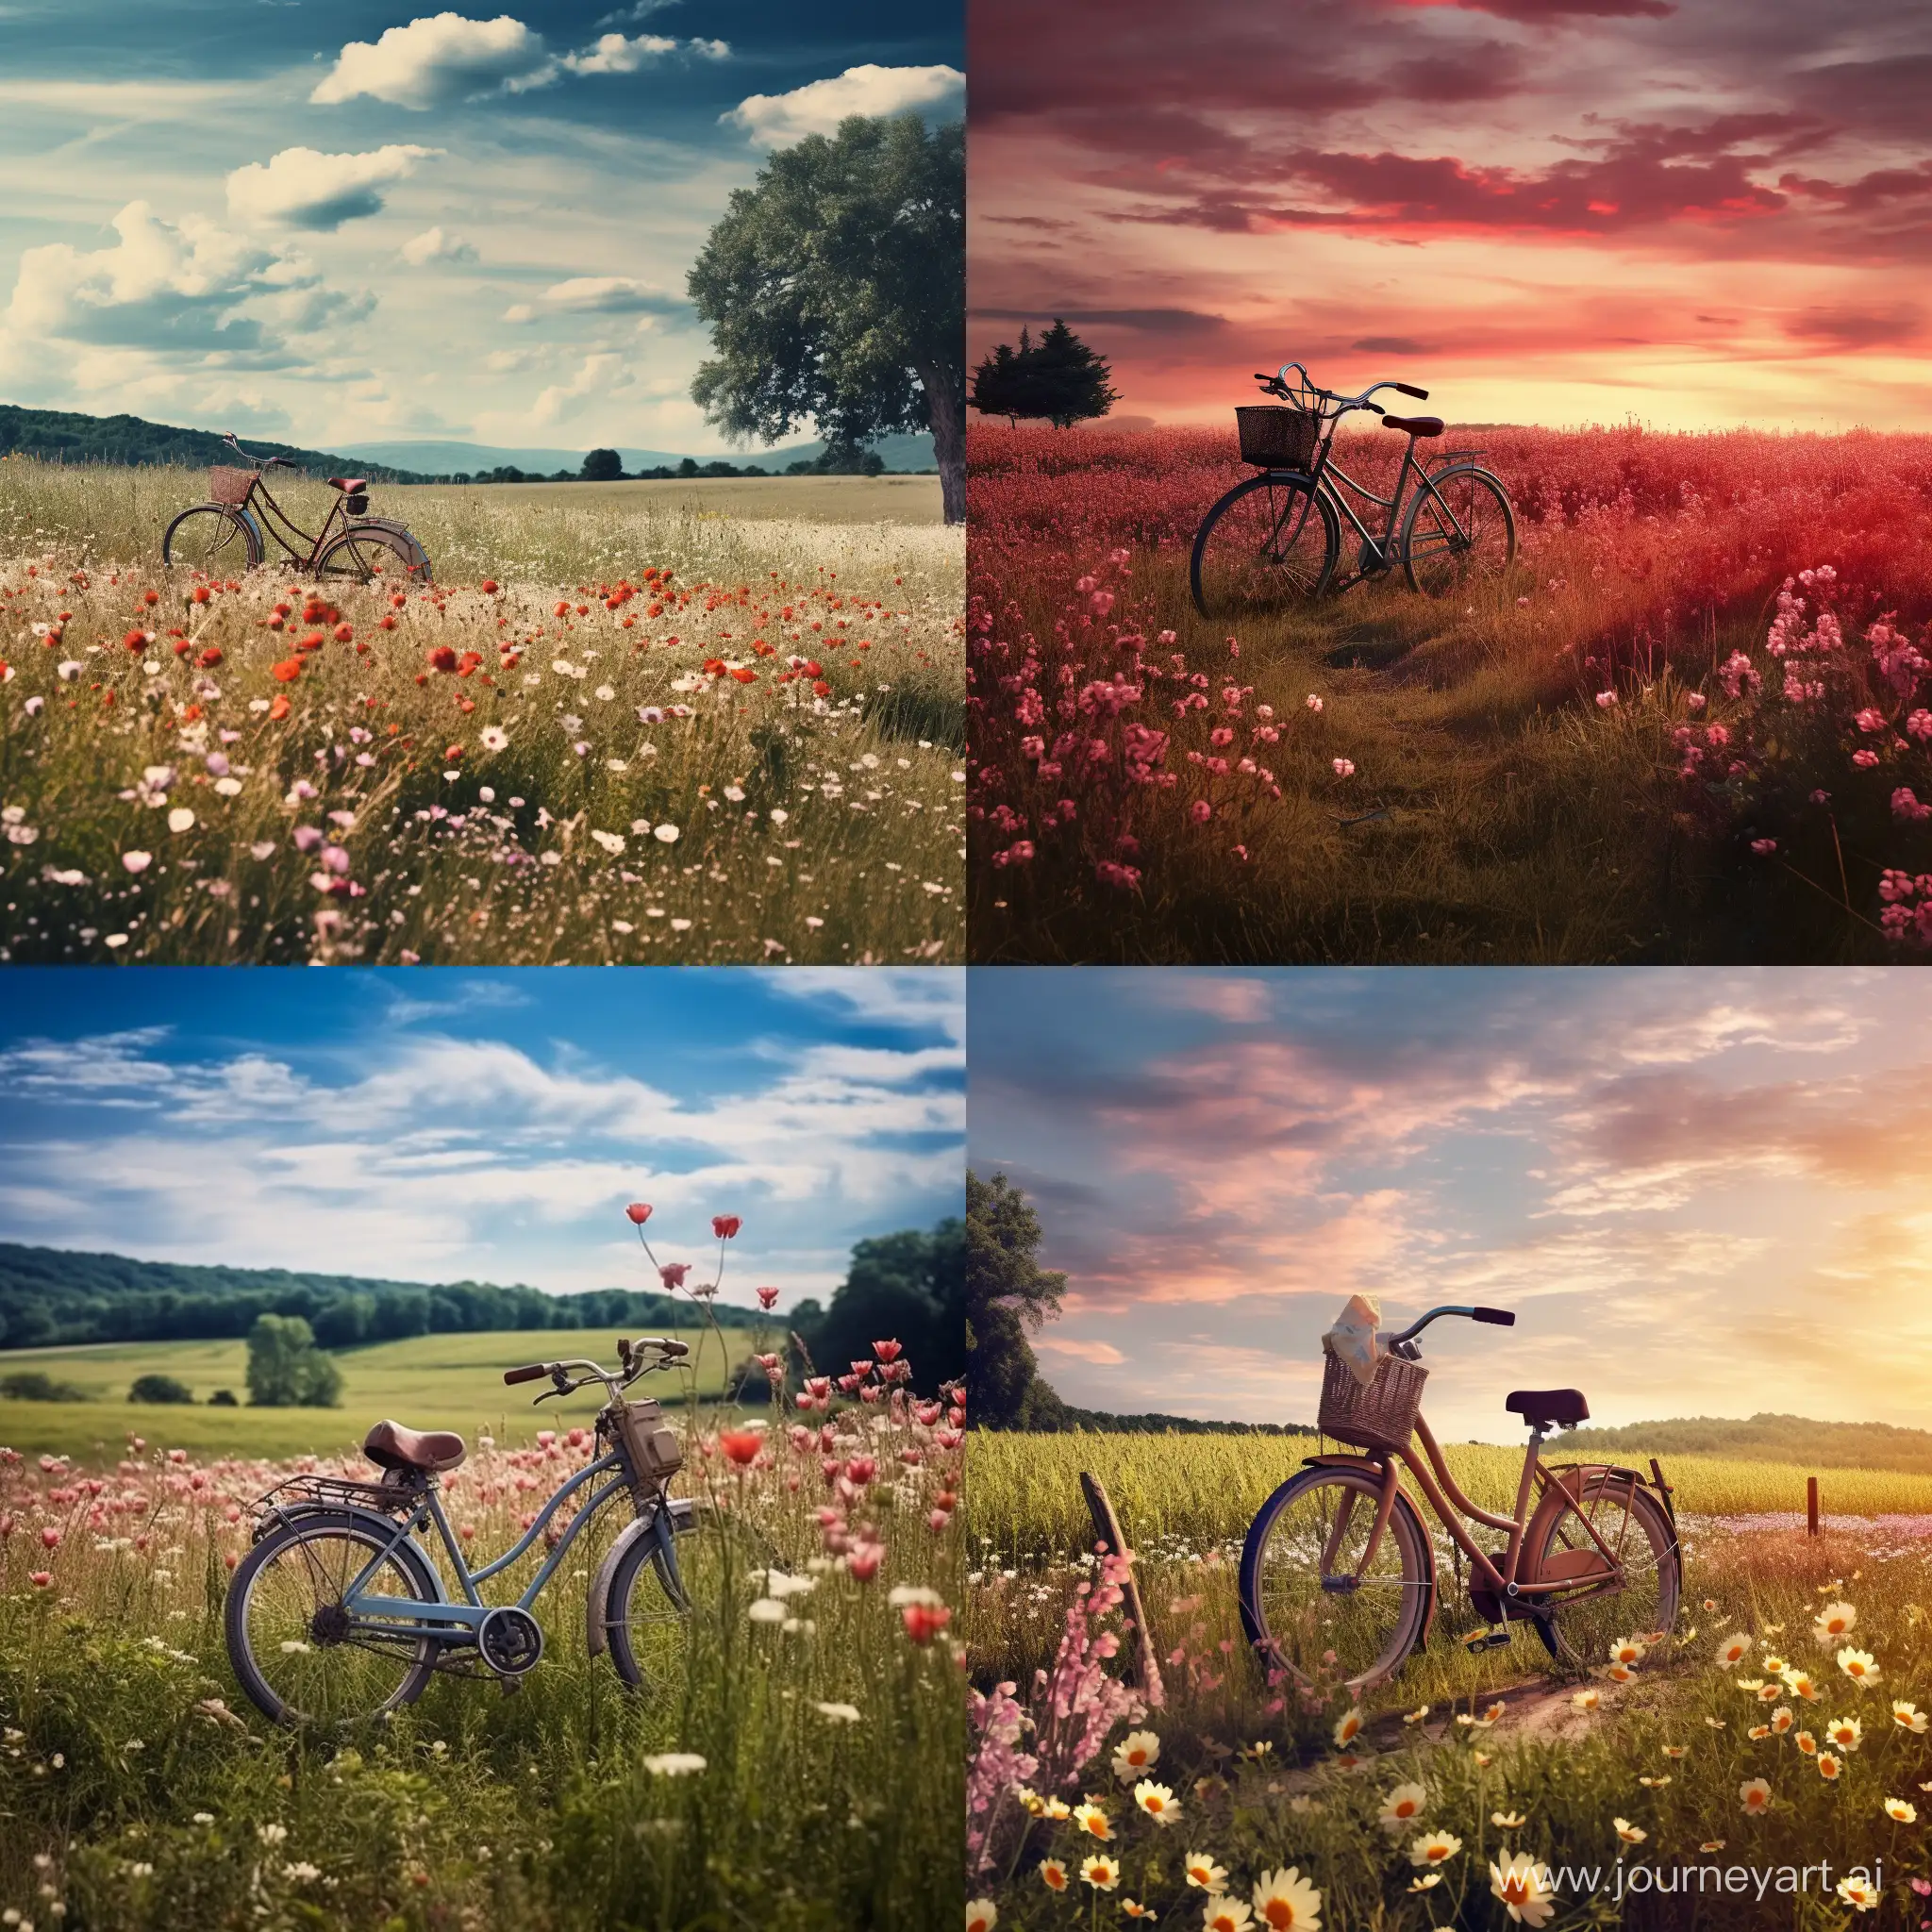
top-left (1191, 363), bottom-right (1515, 618)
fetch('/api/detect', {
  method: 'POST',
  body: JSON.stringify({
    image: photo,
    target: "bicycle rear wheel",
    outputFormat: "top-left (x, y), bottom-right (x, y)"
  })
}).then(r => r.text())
top-left (1191, 474), bottom-right (1339, 619)
top-left (1530, 1477), bottom-right (1680, 1670)
top-left (1239, 1464), bottom-right (1432, 1697)
top-left (162, 504), bottom-right (262, 572)
top-left (315, 522), bottom-right (433, 586)
top-left (1400, 466), bottom-right (1515, 596)
top-left (225, 1512), bottom-right (440, 1725)
top-left (604, 1502), bottom-right (776, 1697)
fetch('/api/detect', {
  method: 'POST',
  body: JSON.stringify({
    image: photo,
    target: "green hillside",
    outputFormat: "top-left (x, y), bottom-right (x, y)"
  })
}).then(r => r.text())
top-left (1565, 1409), bottom-right (1932, 1474)
top-left (0, 403), bottom-right (430, 482)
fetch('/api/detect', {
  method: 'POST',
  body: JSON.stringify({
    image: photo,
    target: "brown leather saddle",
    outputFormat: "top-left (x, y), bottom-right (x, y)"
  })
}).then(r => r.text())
top-left (363, 1418), bottom-right (466, 1474)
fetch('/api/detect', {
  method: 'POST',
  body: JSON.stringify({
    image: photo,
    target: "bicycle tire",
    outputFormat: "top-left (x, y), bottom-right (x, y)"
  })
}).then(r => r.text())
top-left (603, 1502), bottom-right (776, 1696)
top-left (225, 1511), bottom-right (441, 1726)
top-left (1238, 1464), bottom-right (1433, 1697)
top-left (162, 503), bottom-right (263, 573)
top-left (314, 521), bottom-right (433, 586)
top-left (1399, 465), bottom-right (1515, 597)
top-left (1191, 473), bottom-right (1339, 619)
top-left (1527, 1476), bottom-right (1680, 1671)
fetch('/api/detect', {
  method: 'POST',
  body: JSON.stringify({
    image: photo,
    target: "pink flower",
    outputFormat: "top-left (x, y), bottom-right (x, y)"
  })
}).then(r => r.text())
top-left (1688, 692), bottom-right (1707, 712)
top-left (712, 1215), bottom-right (741, 1240)
top-left (1907, 710), bottom-right (1932, 741)
top-left (902, 1602), bottom-right (952, 1645)
top-left (1892, 787), bottom-right (1932, 822)
top-left (717, 1430), bottom-right (762, 1467)
top-left (1306, 693), bottom-right (1323, 712)
top-left (873, 1339), bottom-right (903, 1363)
top-left (1332, 758), bottom-right (1355, 777)
top-left (1190, 800), bottom-right (1212, 823)
top-left (1856, 708), bottom-right (1887, 733)
top-left (1595, 690), bottom-right (1618, 708)
top-left (1854, 749), bottom-right (1881, 768)
top-left (625, 1203), bottom-right (653, 1224)
top-left (757, 1286), bottom-right (779, 1308)
top-left (40, 1526), bottom-right (59, 1551)
top-left (1751, 838), bottom-right (1778, 855)
top-left (29, 1571), bottom-right (52, 1589)
top-left (659, 1262), bottom-right (691, 1290)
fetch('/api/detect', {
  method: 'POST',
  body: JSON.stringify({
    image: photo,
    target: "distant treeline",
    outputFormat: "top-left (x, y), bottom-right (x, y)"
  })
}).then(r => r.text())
top-left (1566, 1411), bottom-right (1932, 1475)
top-left (0, 1242), bottom-right (758, 1351)
top-left (0, 405), bottom-right (425, 483)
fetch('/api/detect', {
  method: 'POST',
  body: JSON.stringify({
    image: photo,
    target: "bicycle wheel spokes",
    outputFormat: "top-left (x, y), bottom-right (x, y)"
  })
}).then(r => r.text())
top-left (163, 506), bottom-right (252, 572)
top-left (617, 1507), bottom-right (773, 1698)
top-left (1193, 476), bottom-right (1334, 617)
top-left (1248, 1472), bottom-right (1424, 1693)
top-left (1538, 1485), bottom-right (1674, 1668)
top-left (1404, 470), bottom-right (1515, 596)
top-left (241, 1526), bottom-right (432, 1723)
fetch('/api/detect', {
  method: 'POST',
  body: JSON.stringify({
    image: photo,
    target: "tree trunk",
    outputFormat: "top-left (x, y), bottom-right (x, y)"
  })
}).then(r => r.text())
top-left (921, 363), bottom-right (966, 525)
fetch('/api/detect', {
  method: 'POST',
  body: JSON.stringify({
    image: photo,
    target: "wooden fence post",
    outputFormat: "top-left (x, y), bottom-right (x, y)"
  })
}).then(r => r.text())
top-left (1807, 1475), bottom-right (1819, 1537)
top-left (1079, 1471), bottom-right (1164, 1708)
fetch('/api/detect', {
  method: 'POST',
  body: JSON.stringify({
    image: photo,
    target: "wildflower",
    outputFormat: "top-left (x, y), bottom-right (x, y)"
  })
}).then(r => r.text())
top-left (1112, 1730), bottom-right (1159, 1782)
top-left (1891, 1700), bottom-right (1927, 1734)
top-left (1379, 1782), bottom-right (1426, 1834)
top-left (758, 1286), bottom-right (779, 1308)
top-left (966, 1903), bottom-right (997, 1932)
top-left (1183, 1852), bottom-right (1227, 1893)
top-left (1410, 1830), bottom-right (1462, 1867)
top-left (1331, 1707), bottom-right (1362, 1749)
top-left (1739, 1778), bottom-right (1772, 1814)
top-left (1306, 694), bottom-right (1323, 711)
top-left (480, 726), bottom-right (508, 752)
top-left (1883, 1796), bottom-right (1917, 1823)
top-left (1489, 1852), bottom-right (1556, 1927)
top-left (1403, 1704), bottom-right (1430, 1724)
top-left (1572, 1689), bottom-right (1600, 1712)
top-left (1039, 1859), bottom-right (1069, 1892)
top-left (1122, 1904), bottom-right (1156, 1922)
top-left (814, 1703), bottom-right (860, 1724)
top-left (1813, 1601), bottom-right (1856, 1645)
top-left (1491, 1810), bottom-right (1526, 1829)
top-left (654, 824), bottom-right (680, 842)
top-left (1796, 1731), bottom-right (1817, 1754)
top-left (1072, 1802), bottom-right (1111, 1840)
top-left (1824, 1716), bottom-right (1862, 1752)
top-left (121, 850), bottom-right (152, 874)
top-left (625, 1203), bottom-right (653, 1224)
top-left (1612, 1818), bottom-right (1646, 1845)
top-left (1408, 1874), bottom-right (1441, 1893)
top-left (1817, 1752), bottom-right (1842, 1781)
top-left (1782, 1669), bottom-right (1819, 1701)
top-left (1608, 1637), bottom-right (1646, 1666)
top-left (1332, 758), bottom-right (1355, 777)
top-left (713, 1215), bottom-right (741, 1239)
top-left (1838, 1646), bottom-right (1879, 1688)
top-left (641, 1753), bottom-right (706, 1776)
top-left (1661, 1745), bottom-right (1688, 1759)
top-left (1202, 1901), bottom-right (1254, 1932)
top-left (1080, 1854), bottom-right (1121, 1892)
top-left (718, 1429), bottom-right (761, 1466)
top-left (1250, 1867), bottom-right (1322, 1929)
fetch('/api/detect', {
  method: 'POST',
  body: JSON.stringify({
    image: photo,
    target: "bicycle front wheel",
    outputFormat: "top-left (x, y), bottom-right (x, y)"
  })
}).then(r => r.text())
top-left (162, 504), bottom-right (262, 573)
top-left (604, 1502), bottom-right (777, 1697)
top-left (1239, 1464), bottom-right (1432, 1697)
top-left (225, 1512), bottom-right (441, 1725)
top-left (1191, 474), bottom-right (1339, 619)
top-left (315, 522), bottom-right (433, 586)
top-left (1400, 465), bottom-right (1516, 597)
top-left (1530, 1477), bottom-right (1681, 1671)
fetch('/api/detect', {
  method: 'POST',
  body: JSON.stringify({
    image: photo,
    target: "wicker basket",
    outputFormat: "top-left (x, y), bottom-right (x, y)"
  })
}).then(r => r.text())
top-left (208, 465), bottom-right (258, 506)
top-left (1236, 407), bottom-right (1319, 470)
top-left (1318, 1346), bottom-right (1428, 1449)
top-left (609, 1397), bottom-right (683, 1485)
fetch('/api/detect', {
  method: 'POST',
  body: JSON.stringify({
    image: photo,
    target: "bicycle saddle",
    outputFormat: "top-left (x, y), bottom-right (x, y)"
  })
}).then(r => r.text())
top-left (363, 1419), bottom-right (466, 1473)
top-left (1506, 1389), bottom-right (1589, 1429)
top-left (1381, 415), bottom-right (1444, 438)
top-left (325, 476), bottom-right (368, 493)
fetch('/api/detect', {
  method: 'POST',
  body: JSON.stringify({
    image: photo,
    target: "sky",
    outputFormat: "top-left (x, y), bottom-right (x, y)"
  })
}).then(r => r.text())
top-left (969, 0), bottom-right (1932, 432)
top-left (0, 1), bottom-right (961, 455)
top-left (968, 968), bottom-right (1932, 1441)
top-left (0, 966), bottom-right (963, 1311)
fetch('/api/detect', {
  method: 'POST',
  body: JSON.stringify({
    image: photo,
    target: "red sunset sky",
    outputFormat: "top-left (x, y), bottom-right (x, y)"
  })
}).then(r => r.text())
top-left (968, 0), bottom-right (1932, 430)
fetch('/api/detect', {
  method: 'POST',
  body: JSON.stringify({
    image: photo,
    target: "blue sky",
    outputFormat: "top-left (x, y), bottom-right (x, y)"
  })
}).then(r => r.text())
top-left (0, 1), bottom-right (961, 453)
top-left (969, 967), bottom-right (1932, 1440)
top-left (0, 966), bottom-right (963, 1308)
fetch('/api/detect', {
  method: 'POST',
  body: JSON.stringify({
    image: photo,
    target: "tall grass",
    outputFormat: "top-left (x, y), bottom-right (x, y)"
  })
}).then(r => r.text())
top-left (0, 460), bottom-right (964, 964)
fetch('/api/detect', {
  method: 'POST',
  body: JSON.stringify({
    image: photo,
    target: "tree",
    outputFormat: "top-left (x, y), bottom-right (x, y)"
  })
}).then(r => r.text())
top-left (688, 114), bottom-right (964, 523)
top-left (581, 448), bottom-right (624, 482)
top-left (245, 1313), bottom-right (342, 1407)
top-left (969, 320), bottom-right (1119, 430)
top-left (813, 1217), bottom-right (965, 1392)
top-left (965, 1171), bottom-right (1068, 1427)
top-left (127, 1373), bottom-right (194, 1404)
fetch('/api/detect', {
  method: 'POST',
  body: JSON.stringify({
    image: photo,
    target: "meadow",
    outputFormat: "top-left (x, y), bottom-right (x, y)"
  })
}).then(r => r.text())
top-left (967, 422), bottom-right (1932, 964)
top-left (966, 1430), bottom-right (1932, 1928)
top-left (0, 459), bottom-right (965, 965)
top-left (0, 1340), bottom-right (964, 1931)
top-left (0, 1328), bottom-right (731, 1465)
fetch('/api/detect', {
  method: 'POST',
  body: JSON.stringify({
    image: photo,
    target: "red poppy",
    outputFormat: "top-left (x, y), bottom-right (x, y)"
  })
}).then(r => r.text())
top-left (428, 646), bottom-right (458, 672)
top-left (659, 1262), bottom-right (691, 1291)
top-left (757, 1286), bottom-right (779, 1308)
top-left (444, 743), bottom-right (464, 761)
top-left (901, 1603), bottom-right (951, 1644)
top-left (333, 623), bottom-right (354, 643)
top-left (123, 627), bottom-right (148, 652)
top-left (192, 585), bottom-right (211, 605)
top-left (717, 1430), bottom-right (762, 1467)
top-left (481, 579), bottom-right (499, 594)
top-left (873, 1339), bottom-right (903, 1363)
top-left (712, 1215), bottom-right (741, 1240)
top-left (271, 659), bottom-right (302, 683)
top-left (269, 693), bottom-right (291, 720)
top-left (625, 1203), bottom-right (653, 1224)
top-left (198, 647), bottom-right (223, 668)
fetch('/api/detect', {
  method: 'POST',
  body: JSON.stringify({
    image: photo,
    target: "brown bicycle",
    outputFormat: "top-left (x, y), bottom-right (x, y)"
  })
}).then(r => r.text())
top-left (162, 432), bottom-right (432, 584)
top-left (1239, 1305), bottom-right (1682, 1695)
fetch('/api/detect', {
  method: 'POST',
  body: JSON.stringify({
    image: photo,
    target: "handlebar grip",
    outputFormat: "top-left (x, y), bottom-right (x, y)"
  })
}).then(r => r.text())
top-left (657, 1340), bottom-right (690, 1358)
top-left (503, 1363), bottom-right (548, 1385)
top-left (1471, 1307), bottom-right (1515, 1326)
top-left (1394, 383), bottom-right (1429, 400)
top-left (1365, 401), bottom-right (1385, 414)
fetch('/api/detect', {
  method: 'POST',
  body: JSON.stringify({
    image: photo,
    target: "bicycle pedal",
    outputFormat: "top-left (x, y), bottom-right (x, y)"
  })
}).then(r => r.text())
top-left (498, 1674), bottom-right (523, 1696)
top-left (1463, 1625), bottom-right (1511, 1653)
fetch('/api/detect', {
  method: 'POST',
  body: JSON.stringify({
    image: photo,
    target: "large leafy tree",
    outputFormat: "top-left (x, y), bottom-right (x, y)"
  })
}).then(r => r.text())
top-left (688, 114), bottom-right (965, 523)
top-left (811, 1217), bottom-right (965, 1391)
top-left (969, 319), bottom-right (1119, 430)
top-left (965, 1170), bottom-right (1068, 1428)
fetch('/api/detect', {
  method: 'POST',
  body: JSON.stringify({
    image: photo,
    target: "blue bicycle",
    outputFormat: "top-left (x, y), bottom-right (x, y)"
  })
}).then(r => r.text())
top-left (225, 1337), bottom-right (766, 1725)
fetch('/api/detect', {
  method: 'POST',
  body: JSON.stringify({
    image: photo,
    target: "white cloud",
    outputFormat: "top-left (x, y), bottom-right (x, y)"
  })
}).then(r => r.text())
top-left (726, 63), bottom-right (964, 146)
top-left (532, 350), bottom-right (628, 425)
top-left (400, 226), bottom-right (479, 266)
top-left (563, 32), bottom-right (677, 75)
top-left (536, 275), bottom-right (679, 314)
top-left (227, 146), bottom-right (441, 231)
top-left (310, 12), bottom-right (556, 108)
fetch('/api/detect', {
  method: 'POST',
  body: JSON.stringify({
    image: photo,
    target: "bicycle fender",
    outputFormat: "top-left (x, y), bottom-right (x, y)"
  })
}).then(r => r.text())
top-left (347, 517), bottom-right (431, 573)
top-left (250, 1503), bottom-right (449, 1602)
top-left (585, 1498), bottom-right (693, 1658)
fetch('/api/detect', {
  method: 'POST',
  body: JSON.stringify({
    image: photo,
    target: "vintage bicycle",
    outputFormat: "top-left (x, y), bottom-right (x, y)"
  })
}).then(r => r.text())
top-left (162, 432), bottom-right (433, 585)
top-left (1191, 364), bottom-right (1516, 618)
top-left (225, 1337), bottom-right (766, 1725)
top-left (1238, 1305), bottom-right (1682, 1695)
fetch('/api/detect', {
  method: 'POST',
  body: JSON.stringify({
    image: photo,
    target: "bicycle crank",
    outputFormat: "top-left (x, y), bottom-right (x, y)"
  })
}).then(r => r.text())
top-left (477, 1606), bottom-right (544, 1679)
top-left (1462, 1624), bottom-right (1512, 1654)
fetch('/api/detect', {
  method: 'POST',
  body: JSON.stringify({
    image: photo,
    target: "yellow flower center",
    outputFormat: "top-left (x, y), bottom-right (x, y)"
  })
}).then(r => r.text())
top-left (1502, 1876), bottom-right (1529, 1904)
top-left (1262, 1906), bottom-right (1295, 1929)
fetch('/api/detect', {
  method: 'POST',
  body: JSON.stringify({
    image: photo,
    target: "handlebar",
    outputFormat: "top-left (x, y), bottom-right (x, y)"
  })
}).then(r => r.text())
top-left (1382, 1304), bottom-right (1516, 1357)
top-left (1254, 367), bottom-right (1430, 418)
top-left (501, 1336), bottom-right (689, 1395)
top-left (221, 432), bottom-right (297, 470)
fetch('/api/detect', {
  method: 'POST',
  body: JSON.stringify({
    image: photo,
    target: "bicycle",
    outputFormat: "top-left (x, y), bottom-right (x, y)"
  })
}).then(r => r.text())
top-left (225, 1336), bottom-right (767, 1725)
top-left (162, 432), bottom-right (433, 585)
top-left (1237, 1304), bottom-right (1681, 1697)
top-left (1191, 364), bottom-right (1516, 618)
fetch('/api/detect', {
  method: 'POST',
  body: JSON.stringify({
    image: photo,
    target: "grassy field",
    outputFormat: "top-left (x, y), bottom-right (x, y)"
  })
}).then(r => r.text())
top-left (968, 424), bottom-right (1932, 964)
top-left (460, 475), bottom-right (945, 525)
top-left (966, 1430), bottom-right (1932, 1927)
top-left (0, 1327), bottom-right (734, 1464)
top-left (2, 1348), bottom-right (964, 1931)
top-left (0, 458), bottom-right (964, 964)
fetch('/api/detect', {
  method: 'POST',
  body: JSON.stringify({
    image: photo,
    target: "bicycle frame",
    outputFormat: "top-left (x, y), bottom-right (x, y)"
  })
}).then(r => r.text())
top-left (272, 1450), bottom-right (673, 1646)
top-left (239, 473), bottom-right (352, 571)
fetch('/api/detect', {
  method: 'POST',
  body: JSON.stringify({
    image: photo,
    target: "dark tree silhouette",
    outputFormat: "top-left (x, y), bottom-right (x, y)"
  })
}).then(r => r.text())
top-left (965, 1171), bottom-right (1068, 1427)
top-left (580, 448), bottom-right (624, 482)
top-left (969, 320), bottom-right (1120, 430)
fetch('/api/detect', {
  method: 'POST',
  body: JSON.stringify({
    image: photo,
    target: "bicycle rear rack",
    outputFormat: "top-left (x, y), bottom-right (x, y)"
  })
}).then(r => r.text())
top-left (251, 1470), bottom-right (427, 1532)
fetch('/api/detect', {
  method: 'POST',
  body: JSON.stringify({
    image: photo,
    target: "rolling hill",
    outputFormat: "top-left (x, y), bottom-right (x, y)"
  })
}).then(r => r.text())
top-left (340, 431), bottom-right (940, 476)
top-left (1565, 1411), bottom-right (1932, 1475)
